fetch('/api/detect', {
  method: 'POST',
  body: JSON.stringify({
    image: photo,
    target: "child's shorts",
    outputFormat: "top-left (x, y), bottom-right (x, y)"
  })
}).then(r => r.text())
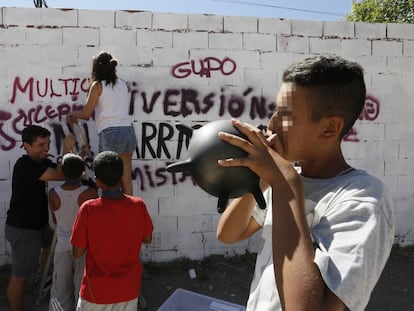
top-left (98, 126), bottom-right (137, 154)
top-left (76, 296), bottom-right (138, 311)
top-left (5, 224), bottom-right (54, 277)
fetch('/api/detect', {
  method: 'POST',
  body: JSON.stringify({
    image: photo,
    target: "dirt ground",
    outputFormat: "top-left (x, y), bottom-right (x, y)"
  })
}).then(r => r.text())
top-left (0, 245), bottom-right (413, 310)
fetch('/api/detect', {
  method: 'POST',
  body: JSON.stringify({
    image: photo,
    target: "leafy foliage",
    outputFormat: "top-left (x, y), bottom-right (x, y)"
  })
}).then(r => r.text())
top-left (346, 0), bottom-right (414, 23)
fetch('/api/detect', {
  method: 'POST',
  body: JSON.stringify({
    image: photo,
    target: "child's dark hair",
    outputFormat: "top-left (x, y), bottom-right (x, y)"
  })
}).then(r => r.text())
top-left (93, 151), bottom-right (123, 187)
top-left (61, 153), bottom-right (85, 180)
top-left (22, 125), bottom-right (51, 144)
top-left (283, 54), bottom-right (366, 139)
top-left (90, 51), bottom-right (118, 87)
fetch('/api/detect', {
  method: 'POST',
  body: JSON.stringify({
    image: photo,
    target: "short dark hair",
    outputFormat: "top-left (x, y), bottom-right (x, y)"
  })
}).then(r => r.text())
top-left (22, 125), bottom-right (51, 145)
top-left (62, 153), bottom-right (85, 180)
top-left (93, 151), bottom-right (123, 187)
top-left (283, 55), bottom-right (366, 139)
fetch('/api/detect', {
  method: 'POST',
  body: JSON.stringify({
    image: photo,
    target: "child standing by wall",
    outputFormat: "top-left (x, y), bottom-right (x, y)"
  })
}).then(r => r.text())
top-left (71, 151), bottom-right (153, 310)
top-left (48, 153), bottom-right (98, 311)
top-left (67, 51), bottom-right (136, 195)
top-left (5, 125), bottom-right (75, 311)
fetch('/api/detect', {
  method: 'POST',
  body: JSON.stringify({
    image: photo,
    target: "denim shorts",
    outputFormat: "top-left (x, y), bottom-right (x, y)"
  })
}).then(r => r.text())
top-left (5, 224), bottom-right (54, 277)
top-left (98, 126), bottom-right (137, 154)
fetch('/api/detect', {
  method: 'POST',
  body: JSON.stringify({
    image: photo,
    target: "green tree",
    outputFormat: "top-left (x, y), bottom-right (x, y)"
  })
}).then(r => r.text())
top-left (346, 0), bottom-right (414, 23)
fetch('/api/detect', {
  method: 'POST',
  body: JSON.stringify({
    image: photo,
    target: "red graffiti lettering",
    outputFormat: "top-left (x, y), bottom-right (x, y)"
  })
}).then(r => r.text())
top-left (343, 127), bottom-right (360, 142)
top-left (171, 57), bottom-right (237, 79)
top-left (359, 95), bottom-right (380, 121)
top-left (10, 76), bottom-right (89, 104)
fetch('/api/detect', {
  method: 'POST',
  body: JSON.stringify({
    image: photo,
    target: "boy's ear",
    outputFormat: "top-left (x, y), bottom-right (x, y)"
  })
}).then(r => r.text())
top-left (94, 177), bottom-right (103, 189)
top-left (319, 116), bottom-right (344, 139)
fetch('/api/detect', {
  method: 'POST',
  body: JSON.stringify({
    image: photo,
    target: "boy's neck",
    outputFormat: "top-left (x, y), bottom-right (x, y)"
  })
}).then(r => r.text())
top-left (300, 154), bottom-right (351, 179)
top-left (64, 179), bottom-right (82, 186)
top-left (62, 179), bottom-right (82, 189)
top-left (101, 187), bottom-right (124, 199)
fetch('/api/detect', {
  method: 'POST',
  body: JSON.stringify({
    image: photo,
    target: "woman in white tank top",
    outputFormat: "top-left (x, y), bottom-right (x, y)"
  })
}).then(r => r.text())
top-left (66, 51), bottom-right (137, 195)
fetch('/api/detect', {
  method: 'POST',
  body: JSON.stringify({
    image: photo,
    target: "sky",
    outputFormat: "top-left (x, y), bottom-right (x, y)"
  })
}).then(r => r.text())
top-left (1, 0), bottom-right (355, 21)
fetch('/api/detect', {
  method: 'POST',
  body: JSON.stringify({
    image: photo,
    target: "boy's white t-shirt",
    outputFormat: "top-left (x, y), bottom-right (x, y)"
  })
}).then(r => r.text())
top-left (247, 169), bottom-right (395, 311)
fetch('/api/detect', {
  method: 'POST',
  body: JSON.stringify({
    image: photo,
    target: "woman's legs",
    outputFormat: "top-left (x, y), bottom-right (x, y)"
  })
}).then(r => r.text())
top-left (120, 152), bottom-right (133, 195)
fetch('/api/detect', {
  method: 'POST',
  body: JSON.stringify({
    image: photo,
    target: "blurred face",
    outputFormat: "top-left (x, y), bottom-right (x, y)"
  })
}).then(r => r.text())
top-left (24, 136), bottom-right (50, 161)
top-left (267, 82), bottom-right (319, 162)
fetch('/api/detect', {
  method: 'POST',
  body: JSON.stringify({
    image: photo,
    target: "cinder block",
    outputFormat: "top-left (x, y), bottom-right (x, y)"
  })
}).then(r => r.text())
top-left (188, 14), bottom-right (223, 32)
top-left (277, 35), bottom-right (309, 53)
top-left (149, 250), bottom-right (179, 262)
top-left (153, 12), bottom-right (188, 31)
top-left (341, 39), bottom-right (371, 57)
top-left (258, 18), bottom-right (290, 35)
top-left (403, 40), bottom-right (414, 56)
top-left (3, 7), bottom-right (41, 26)
top-left (399, 73), bottom-right (414, 95)
top-left (397, 175), bottom-right (414, 194)
top-left (178, 215), bottom-right (214, 233)
top-left (292, 20), bottom-right (323, 37)
top-left (394, 211), bottom-right (414, 245)
top-left (39, 46), bottom-right (79, 64)
top-left (353, 122), bottom-right (385, 141)
top-left (159, 197), bottom-right (201, 216)
top-left (243, 33), bottom-right (276, 51)
top-left (309, 37), bottom-right (341, 54)
top-left (387, 56), bottom-right (414, 73)
top-left (25, 28), bottom-right (63, 46)
top-left (260, 52), bottom-right (299, 72)
top-left (172, 32), bottom-right (208, 49)
top-left (62, 27), bottom-right (99, 47)
top-left (78, 9), bottom-right (114, 28)
top-left (40, 8), bottom-right (77, 27)
top-left (103, 46), bottom-right (152, 66)
top-left (223, 16), bottom-right (257, 33)
top-left (356, 56), bottom-right (387, 73)
top-left (324, 21), bottom-right (354, 38)
top-left (0, 201), bottom-right (7, 218)
top-left (209, 33), bottom-right (243, 50)
top-left (115, 10), bottom-right (152, 29)
top-left (0, 28), bottom-right (26, 45)
top-left (179, 248), bottom-right (206, 261)
top-left (385, 158), bottom-right (414, 176)
top-left (152, 216), bottom-right (178, 233)
top-left (386, 122), bottom-right (414, 140)
top-left (100, 28), bottom-right (137, 46)
top-left (372, 40), bottom-right (403, 56)
top-left (355, 22), bottom-right (386, 39)
top-left (137, 29), bottom-right (173, 48)
top-left (387, 23), bottom-right (414, 40)
top-left (244, 68), bottom-right (277, 88)
top-left (371, 73), bottom-right (404, 95)
top-left (0, 181), bottom-right (11, 205)
top-left (160, 231), bottom-right (202, 251)
top-left (152, 47), bottom-right (189, 66)
top-left (0, 159), bottom-right (11, 180)
top-left (399, 139), bottom-right (414, 158)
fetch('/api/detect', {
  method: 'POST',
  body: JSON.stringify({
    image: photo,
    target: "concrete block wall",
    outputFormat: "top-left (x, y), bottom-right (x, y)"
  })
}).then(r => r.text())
top-left (0, 7), bottom-right (413, 264)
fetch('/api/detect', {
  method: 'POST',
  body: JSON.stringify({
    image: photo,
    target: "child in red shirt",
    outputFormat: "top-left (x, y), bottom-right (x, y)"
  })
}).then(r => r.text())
top-left (71, 151), bottom-right (153, 310)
